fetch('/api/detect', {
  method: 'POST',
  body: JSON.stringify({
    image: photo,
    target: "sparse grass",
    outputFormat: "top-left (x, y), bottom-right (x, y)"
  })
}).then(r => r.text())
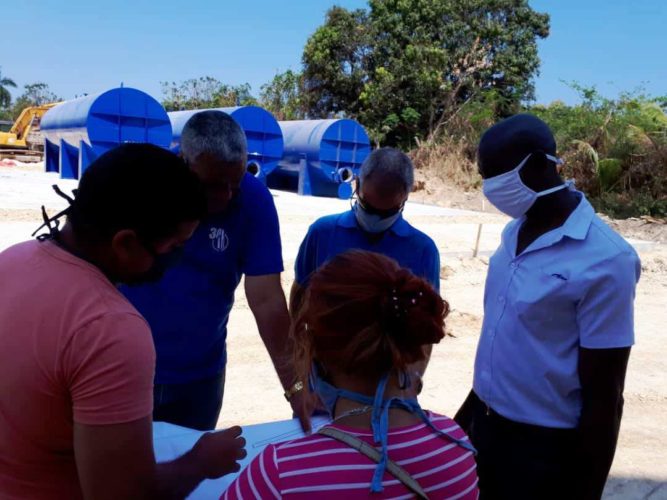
top-left (409, 138), bottom-right (481, 192)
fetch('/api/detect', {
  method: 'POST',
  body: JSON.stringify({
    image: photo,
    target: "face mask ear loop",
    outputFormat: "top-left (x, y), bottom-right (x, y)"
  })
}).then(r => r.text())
top-left (52, 184), bottom-right (75, 204)
top-left (32, 206), bottom-right (69, 240)
top-left (544, 154), bottom-right (564, 166)
top-left (32, 185), bottom-right (77, 240)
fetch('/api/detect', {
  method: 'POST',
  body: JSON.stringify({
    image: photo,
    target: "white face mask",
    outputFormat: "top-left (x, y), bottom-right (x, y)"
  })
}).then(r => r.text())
top-left (482, 153), bottom-right (566, 219)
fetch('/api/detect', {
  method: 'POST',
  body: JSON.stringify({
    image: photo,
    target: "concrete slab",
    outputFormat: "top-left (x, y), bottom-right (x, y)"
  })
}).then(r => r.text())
top-left (270, 187), bottom-right (479, 217)
top-left (0, 169), bottom-right (75, 211)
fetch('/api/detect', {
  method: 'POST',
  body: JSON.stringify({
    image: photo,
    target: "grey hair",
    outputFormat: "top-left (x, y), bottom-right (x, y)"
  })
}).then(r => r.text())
top-left (359, 147), bottom-right (414, 193)
top-left (180, 110), bottom-right (247, 166)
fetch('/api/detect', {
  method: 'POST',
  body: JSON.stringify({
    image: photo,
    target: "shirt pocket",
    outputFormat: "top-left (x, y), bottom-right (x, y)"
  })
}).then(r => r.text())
top-left (513, 265), bottom-right (576, 335)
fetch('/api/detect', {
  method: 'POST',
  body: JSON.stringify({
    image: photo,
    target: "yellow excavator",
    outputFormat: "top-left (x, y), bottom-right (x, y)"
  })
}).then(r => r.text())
top-left (0, 102), bottom-right (59, 155)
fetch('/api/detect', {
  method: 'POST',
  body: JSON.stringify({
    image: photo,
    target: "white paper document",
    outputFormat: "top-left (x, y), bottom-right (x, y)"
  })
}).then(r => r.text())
top-left (153, 416), bottom-right (329, 499)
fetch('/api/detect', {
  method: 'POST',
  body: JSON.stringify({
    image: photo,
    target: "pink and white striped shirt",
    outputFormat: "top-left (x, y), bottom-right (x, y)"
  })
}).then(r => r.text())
top-left (222, 412), bottom-right (478, 499)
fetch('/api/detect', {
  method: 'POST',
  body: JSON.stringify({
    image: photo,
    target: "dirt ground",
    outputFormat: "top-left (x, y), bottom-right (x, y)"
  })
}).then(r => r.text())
top-left (1, 164), bottom-right (666, 498)
top-left (411, 166), bottom-right (667, 245)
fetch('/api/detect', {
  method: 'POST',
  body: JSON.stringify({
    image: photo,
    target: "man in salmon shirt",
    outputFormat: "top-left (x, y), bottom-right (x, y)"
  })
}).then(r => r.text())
top-left (0, 144), bottom-right (246, 499)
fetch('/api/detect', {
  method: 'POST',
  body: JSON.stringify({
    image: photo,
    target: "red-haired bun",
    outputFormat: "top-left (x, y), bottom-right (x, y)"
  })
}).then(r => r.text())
top-left (292, 250), bottom-right (448, 383)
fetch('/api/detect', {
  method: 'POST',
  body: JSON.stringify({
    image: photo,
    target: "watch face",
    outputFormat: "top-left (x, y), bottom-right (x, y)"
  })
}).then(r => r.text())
top-left (285, 381), bottom-right (304, 401)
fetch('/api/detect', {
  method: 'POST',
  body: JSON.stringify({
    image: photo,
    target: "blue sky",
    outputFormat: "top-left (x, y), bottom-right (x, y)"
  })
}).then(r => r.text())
top-left (1, 0), bottom-right (665, 104)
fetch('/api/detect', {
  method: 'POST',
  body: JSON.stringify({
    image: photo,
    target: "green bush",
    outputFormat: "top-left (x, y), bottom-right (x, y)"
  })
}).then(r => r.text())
top-left (529, 84), bottom-right (667, 218)
top-left (591, 192), bottom-right (667, 219)
top-left (597, 158), bottom-right (623, 191)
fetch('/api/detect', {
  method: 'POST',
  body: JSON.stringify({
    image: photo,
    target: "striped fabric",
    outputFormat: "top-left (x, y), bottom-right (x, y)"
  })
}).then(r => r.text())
top-left (222, 412), bottom-right (478, 499)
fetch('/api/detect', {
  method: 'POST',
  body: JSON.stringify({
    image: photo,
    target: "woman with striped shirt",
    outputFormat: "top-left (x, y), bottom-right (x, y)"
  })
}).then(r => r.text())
top-left (223, 250), bottom-right (478, 499)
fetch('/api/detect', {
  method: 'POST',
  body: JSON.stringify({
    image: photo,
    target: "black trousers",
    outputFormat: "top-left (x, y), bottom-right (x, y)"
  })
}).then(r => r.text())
top-left (455, 391), bottom-right (582, 500)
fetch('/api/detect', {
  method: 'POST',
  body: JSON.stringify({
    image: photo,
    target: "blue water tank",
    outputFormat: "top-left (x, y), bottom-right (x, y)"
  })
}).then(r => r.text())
top-left (168, 106), bottom-right (284, 181)
top-left (41, 87), bottom-right (172, 180)
top-left (268, 119), bottom-right (371, 199)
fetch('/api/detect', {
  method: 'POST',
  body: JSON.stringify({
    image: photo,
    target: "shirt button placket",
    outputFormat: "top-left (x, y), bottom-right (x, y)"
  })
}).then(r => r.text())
top-left (488, 262), bottom-right (515, 403)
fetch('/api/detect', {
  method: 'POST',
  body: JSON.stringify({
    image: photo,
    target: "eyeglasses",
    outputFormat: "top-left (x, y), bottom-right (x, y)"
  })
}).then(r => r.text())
top-left (351, 189), bottom-right (405, 218)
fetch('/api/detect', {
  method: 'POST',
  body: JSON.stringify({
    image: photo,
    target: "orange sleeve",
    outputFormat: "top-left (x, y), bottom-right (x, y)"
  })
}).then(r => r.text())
top-left (63, 312), bottom-right (156, 425)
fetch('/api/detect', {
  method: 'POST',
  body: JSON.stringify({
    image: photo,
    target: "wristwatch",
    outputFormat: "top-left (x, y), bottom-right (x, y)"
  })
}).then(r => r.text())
top-left (284, 381), bottom-right (304, 401)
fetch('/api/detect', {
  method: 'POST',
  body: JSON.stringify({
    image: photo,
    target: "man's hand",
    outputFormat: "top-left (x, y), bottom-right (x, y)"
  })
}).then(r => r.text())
top-left (191, 426), bottom-right (247, 479)
top-left (289, 390), bottom-right (320, 434)
top-left (75, 418), bottom-right (247, 500)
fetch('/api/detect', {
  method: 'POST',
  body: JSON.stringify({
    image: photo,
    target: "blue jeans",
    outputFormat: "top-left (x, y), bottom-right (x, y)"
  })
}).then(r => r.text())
top-left (153, 371), bottom-right (225, 431)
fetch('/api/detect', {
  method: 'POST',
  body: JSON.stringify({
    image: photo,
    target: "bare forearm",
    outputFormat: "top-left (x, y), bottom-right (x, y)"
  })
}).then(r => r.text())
top-left (577, 399), bottom-right (623, 499)
top-left (76, 420), bottom-right (244, 500)
top-left (154, 427), bottom-right (245, 499)
top-left (289, 281), bottom-right (305, 320)
top-left (154, 450), bottom-right (205, 500)
top-left (255, 301), bottom-right (295, 389)
top-left (577, 347), bottom-right (630, 499)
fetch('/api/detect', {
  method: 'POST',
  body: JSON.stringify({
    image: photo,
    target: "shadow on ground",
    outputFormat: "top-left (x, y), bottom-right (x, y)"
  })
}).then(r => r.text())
top-left (604, 477), bottom-right (667, 499)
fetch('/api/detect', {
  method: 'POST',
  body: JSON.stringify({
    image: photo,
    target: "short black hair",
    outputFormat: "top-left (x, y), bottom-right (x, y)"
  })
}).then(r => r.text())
top-left (478, 114), bottom-right (557, 178)
top-left (68, 143), bottom-right (206, 244)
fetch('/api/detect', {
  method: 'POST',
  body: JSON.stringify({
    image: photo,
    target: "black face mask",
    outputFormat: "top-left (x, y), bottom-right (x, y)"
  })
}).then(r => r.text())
top-left (125, 245), bottom-right (185, 286)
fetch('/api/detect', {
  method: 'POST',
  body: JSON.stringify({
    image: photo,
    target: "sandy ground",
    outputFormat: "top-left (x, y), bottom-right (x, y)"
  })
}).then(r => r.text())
top-left (1, 164), bottom-right (666, 499)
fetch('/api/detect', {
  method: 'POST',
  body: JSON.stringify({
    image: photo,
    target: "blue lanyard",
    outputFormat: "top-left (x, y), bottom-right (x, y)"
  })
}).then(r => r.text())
top-left (311, 367), bottom-right (476, 493)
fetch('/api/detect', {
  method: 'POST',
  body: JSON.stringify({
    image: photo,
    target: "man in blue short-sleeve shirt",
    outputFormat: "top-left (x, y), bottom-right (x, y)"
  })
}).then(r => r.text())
top-left (455, 114), bottom-right (640, 500)
top-left (123, 111), bottom-right (311, 432)
top-left (292, 148), bottom-right (440, 312)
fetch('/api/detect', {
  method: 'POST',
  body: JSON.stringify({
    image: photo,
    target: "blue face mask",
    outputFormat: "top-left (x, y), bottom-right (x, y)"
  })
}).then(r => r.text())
top-left (482, 153), bottom-right (567, 219)
top-left (353, 201), bottom-right (402, 234)
top-left (309, 363), bottom-right (476, 493)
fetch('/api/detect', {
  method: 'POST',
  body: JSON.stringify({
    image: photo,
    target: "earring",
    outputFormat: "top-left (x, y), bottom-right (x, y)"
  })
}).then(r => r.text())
top-left (415, 372), bottom-right (424, 395)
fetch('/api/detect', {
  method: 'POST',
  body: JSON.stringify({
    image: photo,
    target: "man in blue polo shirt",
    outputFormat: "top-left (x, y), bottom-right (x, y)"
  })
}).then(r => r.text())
top-left (455, 114), bottom-right (640, 500)
top-left (292, 147), bottom-right (440, 312)
top-left (123, 111), bottom-right (309, 432)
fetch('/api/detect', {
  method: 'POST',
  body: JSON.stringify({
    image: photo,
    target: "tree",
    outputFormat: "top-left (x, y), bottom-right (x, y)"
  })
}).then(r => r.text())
top-left (11, 82), bottom-right (61, 119)
top-left (17, 82), bottom-right (60, 106)
top-left (161, 77), bottom-right (257, 111)
top-left (0, 108), bottom-right (12, 124)
top-left (260, 70), bottom-right (308, 120)
top-left (302, 0), bottom-right (549, 146)
top-left (0, 67), bottom-right (17, 109)
top-left (302, 7), bottom-right (371, 120)
top-left (529, 84), bottom-right (667, 213)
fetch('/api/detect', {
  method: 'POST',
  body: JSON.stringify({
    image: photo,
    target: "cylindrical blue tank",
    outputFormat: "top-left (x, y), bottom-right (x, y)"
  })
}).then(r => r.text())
top-left (168, 106), bottom-right (284, 180)
top-left (41, 87), bottom-right (172, 179)
top-left (268, 119), bottom-right (371, 199)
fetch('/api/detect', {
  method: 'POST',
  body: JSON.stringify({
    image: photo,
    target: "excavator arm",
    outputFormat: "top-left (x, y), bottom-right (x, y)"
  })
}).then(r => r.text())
top-left (0, 102), bottom-right (60, 150)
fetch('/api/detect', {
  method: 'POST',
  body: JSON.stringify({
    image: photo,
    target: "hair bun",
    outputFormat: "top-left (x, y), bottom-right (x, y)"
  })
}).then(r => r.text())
top-left (382, 271), bottom-right (447, 350)
top-left (293, 250), bottom-right (448, 381)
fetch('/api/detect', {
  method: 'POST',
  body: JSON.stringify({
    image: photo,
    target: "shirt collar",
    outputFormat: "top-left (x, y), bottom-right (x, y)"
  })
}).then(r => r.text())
top-left (503, 191), bottom-right (594, 256)
top-left (560, 192), bottom-right (594, 240)
top-left (338, 210), bottom-right (412, 237)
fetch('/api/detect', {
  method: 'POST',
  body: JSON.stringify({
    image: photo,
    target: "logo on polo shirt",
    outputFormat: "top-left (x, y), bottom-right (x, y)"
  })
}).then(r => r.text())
top-left (209, 227), bottom-right (229, 252)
